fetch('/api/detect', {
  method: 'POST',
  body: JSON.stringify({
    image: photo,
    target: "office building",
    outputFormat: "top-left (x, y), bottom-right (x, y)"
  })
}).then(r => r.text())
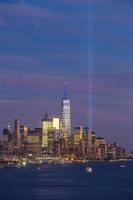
top-left (53, 118), bottom-right (60, 130)
top-left (73, 126), bottom-right (83, 145)
top-left (20, 125), bottom-right (29, 144)
top-left (60, 85), bottom-right (71, 137)
top-left (14, 118), bottom-right (21, 148)
top-left (3, 126), bottom-right (11, 144)
top-left (41, 113), bottom-right (53, 148)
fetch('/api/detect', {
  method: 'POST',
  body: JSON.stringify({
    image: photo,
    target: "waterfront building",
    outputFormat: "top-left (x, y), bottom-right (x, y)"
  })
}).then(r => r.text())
top-left (81, 127), bottom-right (92, 156)
top-left (26, 130), bottom-right (41, 155)
top-left (96, 147), bottom-right (102, 160)
top-left (52, 140), bottom-right (60, 156)
top-left (48, 128), bottom-right (59, 154)
top-left (115, 146), bottom-right (126, 159)
top-left (110, 142), bottom-right (127, 160)
top-left (107, 144), bottom-right (116, 160)
top-left (128, 151), bottom-right (133, 159)
top-left (59, 137), bottom-right (68, 155)
top-left (60, 85), bottom-right (71, 138)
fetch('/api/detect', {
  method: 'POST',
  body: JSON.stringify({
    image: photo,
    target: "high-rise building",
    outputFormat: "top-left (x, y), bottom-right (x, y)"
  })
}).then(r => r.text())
top-left (26, 130), bottom-right (41, 155)
top-left (20, 125), bottom-right (29, 144)
top-left (73, 126), bottom-right (83, 145)
top-left (47, 128), bottom-right (59, 155)
top-left (41, 113), bottom-right (53, 148)
top-left (53, 118), bottom-right (60, 130)
top-left (27, 130), bottom-right (40, 144)
top-left (3, 125), bottom-right (12, 144)
top-left (88, 128), bottom-right (93, 146)
top-left (14, 118), bottom-right (21, 148)
top-left (60, 84), bottom-right (71, 137)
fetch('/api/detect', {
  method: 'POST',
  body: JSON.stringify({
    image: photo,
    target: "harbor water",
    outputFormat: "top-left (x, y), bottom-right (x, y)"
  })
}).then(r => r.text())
top-left (0, 161), bottom-right (133, 200)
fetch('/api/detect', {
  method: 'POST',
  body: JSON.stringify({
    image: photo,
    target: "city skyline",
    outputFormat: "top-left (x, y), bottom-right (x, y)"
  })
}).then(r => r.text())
top-left (0, 89), bottom-right (129, 153)
top-left (0, 0), bottom-right (133, 150)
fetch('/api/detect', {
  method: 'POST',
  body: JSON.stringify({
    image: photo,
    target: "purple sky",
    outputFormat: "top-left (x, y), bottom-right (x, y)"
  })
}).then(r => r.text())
top-left (0, 0), bottom-right (133, 149)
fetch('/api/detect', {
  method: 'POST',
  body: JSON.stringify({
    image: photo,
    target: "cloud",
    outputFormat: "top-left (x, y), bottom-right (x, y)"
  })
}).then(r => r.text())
top-left (0, 72), bottom-right (88, 95)
top-left (0, 52), bottom-right (89, 75)
top-left (93, 0), bottom-right (133, 25)
top-left (0, 54), bottom-right (40, 72)
top-left (0, 2), bottom-right (65, 20)
top-left (0, 2), bottom-right (88, 39)
top-left (94, 32), bottom-right (133, 49)
top-left (0, 54), bottom-right (36, 64)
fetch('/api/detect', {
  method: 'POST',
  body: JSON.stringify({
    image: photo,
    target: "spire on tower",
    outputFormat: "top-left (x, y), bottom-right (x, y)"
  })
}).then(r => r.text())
top-left (64, 81), bottom-right (67, 99)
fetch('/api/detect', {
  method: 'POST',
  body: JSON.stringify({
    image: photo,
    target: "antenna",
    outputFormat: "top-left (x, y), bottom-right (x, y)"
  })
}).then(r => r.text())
top-left (64, 81), bottom-right (67, 99)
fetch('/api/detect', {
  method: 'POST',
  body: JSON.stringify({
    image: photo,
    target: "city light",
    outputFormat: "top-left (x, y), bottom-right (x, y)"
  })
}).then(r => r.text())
top-left (0, 87), bottom-right (128, 168)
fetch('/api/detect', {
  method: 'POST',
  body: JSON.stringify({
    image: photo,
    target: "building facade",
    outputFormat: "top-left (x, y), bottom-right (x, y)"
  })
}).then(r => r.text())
top-left (60, 86), bottom-right (71, 137)
top-left (14, 118), bottom-right (21, 148)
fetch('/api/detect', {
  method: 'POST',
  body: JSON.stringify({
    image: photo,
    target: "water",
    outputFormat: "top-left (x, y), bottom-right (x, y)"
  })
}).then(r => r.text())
top-left (0, 161), bottom-right (133, 200)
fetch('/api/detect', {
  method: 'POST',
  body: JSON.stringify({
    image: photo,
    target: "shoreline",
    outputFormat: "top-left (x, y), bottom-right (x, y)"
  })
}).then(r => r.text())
top-left (0, 157), bottom-right (132, 169)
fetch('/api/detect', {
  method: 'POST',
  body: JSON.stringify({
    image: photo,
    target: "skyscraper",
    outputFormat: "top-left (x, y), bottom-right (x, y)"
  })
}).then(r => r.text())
top-left (14, 118), bottom-right (21, 148)
top-left (53, 118), bottom-right (60, 130)
top-left (20, 125), bottom-right (29, 144)
top-left (73, 126), bottom-right (83, 145)
top-left (60, 84), bottom-right (71, 137)
top-left (41, 113), bottom-right (53, 148)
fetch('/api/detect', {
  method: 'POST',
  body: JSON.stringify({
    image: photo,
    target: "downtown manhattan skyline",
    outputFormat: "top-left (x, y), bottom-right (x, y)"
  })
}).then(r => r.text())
top-left (0, 0), bottom-right (133, 150)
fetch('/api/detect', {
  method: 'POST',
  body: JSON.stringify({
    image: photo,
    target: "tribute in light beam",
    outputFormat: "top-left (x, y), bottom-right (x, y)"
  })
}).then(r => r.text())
top-left (88, 0), bottom-right (93, 129)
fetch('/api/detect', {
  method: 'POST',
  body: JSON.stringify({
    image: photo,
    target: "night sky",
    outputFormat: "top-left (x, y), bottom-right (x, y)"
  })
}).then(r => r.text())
top-left (0, 0), bottom-right (133, 149)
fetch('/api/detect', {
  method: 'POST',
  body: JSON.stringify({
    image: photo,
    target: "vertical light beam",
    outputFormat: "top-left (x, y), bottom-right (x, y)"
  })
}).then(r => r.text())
top-left (88, 0), bottom-right (93, 128)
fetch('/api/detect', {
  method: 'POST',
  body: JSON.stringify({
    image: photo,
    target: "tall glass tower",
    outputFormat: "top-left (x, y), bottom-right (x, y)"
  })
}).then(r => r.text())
top-left (60, 84), bottom-right (71, 137)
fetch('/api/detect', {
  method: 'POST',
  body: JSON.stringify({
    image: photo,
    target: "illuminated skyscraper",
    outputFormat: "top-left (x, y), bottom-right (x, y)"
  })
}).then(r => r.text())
top-left (60, 84), bottom-right (71, 137)
top-left (73, 126), bottom-right (83, 145)
top-left (41, 113), bottom-right (53, 148)
top-left (53, 118), bottom-right (60, 130)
